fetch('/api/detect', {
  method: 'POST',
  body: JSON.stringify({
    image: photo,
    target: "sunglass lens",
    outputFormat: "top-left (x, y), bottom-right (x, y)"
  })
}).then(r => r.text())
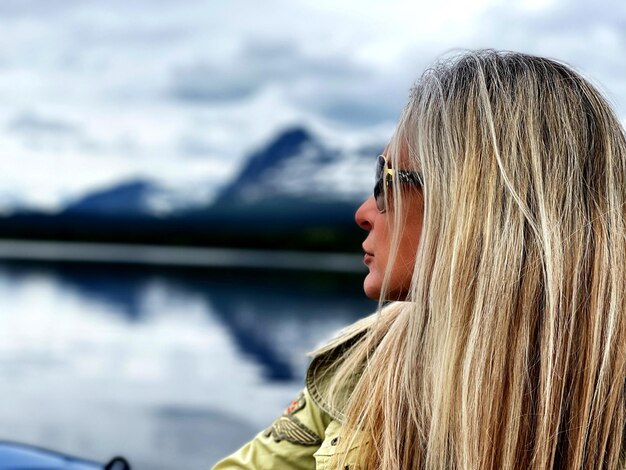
top-left (376, 155), bottom-right (385, 182)
top-left (374, 155), bottom-right (388, 212)
top-left (374, 181), bottom-right (386, 212)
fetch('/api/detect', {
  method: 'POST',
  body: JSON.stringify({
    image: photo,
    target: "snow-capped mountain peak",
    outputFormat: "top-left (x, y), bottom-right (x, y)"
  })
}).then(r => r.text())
top-left (217, 126), bottom-right (377, 205)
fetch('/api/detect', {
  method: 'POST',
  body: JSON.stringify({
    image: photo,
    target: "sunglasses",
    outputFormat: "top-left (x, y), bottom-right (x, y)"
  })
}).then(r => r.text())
top-left (374, 154), bottom-right (423, 213)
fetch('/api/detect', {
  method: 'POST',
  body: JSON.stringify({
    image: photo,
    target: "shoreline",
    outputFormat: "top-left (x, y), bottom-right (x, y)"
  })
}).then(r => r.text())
top-left (0, 239), bottom-right (366, 273)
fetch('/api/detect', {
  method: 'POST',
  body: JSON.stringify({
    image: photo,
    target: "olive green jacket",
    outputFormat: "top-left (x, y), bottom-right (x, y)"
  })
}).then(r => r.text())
top-left (212, 329), bottom-right (366, 470)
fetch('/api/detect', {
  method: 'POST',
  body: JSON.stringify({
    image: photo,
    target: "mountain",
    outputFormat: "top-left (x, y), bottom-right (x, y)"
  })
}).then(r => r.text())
top-left (61, 180), bottom-right (162, 216)
top-left (216, 126), bottom-right (333, 205)
top-left (61, 178), bottom-right (215, 218)
top-left (61, 125), bottom-right (379, 218)
top-left (215, 126), bottom-right (376, 206)
top-left (0, 126), bottom-right (383, 251)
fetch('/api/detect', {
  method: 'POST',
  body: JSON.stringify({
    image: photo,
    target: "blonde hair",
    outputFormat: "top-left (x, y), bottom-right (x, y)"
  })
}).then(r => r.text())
top-left (323, 50), bottom-right (626, 469)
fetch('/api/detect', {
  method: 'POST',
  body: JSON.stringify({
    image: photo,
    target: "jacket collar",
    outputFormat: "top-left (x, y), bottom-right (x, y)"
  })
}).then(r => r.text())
top-left (305, 328), bottom-right (367, 423)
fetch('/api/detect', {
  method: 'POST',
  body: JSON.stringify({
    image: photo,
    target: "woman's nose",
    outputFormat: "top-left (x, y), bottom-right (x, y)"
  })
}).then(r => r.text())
top-left (355, 195), bottom-right (377, 231)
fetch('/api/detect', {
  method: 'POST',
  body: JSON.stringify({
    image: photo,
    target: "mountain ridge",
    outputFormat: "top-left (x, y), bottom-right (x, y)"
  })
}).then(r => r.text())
top-left (61, 125), bottom-right (379, 217)
top-left (0, 125), bottom-right (382, 251)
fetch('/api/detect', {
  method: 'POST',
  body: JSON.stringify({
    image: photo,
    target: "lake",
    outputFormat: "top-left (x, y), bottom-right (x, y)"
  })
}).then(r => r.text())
top-left (0, 256), bottom-right (375, 469)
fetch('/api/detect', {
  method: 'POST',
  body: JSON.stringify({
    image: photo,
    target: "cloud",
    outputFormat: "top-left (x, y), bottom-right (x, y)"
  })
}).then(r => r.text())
top-left (170, 62), bottom-right (260, 103)
top-left (491, 0), bottom-right (626, 35)
top-left (168, 40), bottom-right (371, 107)
top-left (5, 112), bottom-right (91, 155)
top-left (8, 112), bottom-right (80, 136)
top-left (313, 98), bottom-right (401, 126)
top-left (0, 0), bottom-right (82, 18)
top-left (167, 36), bottom-right (412, 127)
top-left (176, 135), bottom-right (222, 158)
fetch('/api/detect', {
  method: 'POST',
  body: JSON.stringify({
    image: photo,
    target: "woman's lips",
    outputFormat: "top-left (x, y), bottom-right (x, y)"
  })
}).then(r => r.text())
top-left (362, 244), bottom-right (374, 265)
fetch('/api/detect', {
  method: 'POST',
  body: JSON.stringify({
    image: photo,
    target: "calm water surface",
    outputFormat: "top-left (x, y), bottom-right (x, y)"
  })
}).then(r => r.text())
top-left (0, 260), bottom-right (374, 469)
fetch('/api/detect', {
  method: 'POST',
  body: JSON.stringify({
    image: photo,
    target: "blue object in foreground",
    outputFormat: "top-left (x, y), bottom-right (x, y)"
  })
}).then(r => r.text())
top-left (0, 441), bottom-right (130, 469)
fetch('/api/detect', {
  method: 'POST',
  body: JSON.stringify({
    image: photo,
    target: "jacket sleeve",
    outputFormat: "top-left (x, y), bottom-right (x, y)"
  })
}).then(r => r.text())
top-left (212, 387), bottom-right (331, 470)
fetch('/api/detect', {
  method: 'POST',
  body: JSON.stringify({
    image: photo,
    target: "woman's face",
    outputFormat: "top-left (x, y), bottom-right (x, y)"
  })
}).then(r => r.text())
top-left (355, 144), bottom-right (424, 301)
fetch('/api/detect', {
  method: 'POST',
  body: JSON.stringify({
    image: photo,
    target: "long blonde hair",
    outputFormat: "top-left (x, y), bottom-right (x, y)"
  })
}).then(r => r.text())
top-left (323, 50), bottom-right (626, 469)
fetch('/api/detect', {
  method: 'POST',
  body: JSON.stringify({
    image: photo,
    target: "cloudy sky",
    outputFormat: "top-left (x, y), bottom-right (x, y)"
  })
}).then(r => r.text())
top-left (1, 0), bottom-right (625, 212)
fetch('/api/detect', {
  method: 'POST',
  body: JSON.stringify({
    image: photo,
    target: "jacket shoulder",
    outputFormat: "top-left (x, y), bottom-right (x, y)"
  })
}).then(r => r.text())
top-left (212, 387), bottom-right (331, 470)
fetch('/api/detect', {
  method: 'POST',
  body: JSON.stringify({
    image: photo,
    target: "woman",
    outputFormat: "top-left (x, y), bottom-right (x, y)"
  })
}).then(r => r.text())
top-left (213, 49), bottom-right (626, 469)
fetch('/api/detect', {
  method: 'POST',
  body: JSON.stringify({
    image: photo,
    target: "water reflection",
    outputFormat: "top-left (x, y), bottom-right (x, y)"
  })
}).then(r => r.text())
top-left (0, 261), bottom-right (374, 469)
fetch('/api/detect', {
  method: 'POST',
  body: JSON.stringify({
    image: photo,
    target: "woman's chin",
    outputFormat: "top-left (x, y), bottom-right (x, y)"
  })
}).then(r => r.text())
top-left (363, 273), bottom-right (382, 300)
top-left (363, 273), bottom-right (410, 302)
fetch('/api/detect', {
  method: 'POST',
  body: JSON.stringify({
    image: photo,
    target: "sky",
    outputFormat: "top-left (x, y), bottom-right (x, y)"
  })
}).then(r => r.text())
top-left (0, 0), bottom-right (625, 212)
